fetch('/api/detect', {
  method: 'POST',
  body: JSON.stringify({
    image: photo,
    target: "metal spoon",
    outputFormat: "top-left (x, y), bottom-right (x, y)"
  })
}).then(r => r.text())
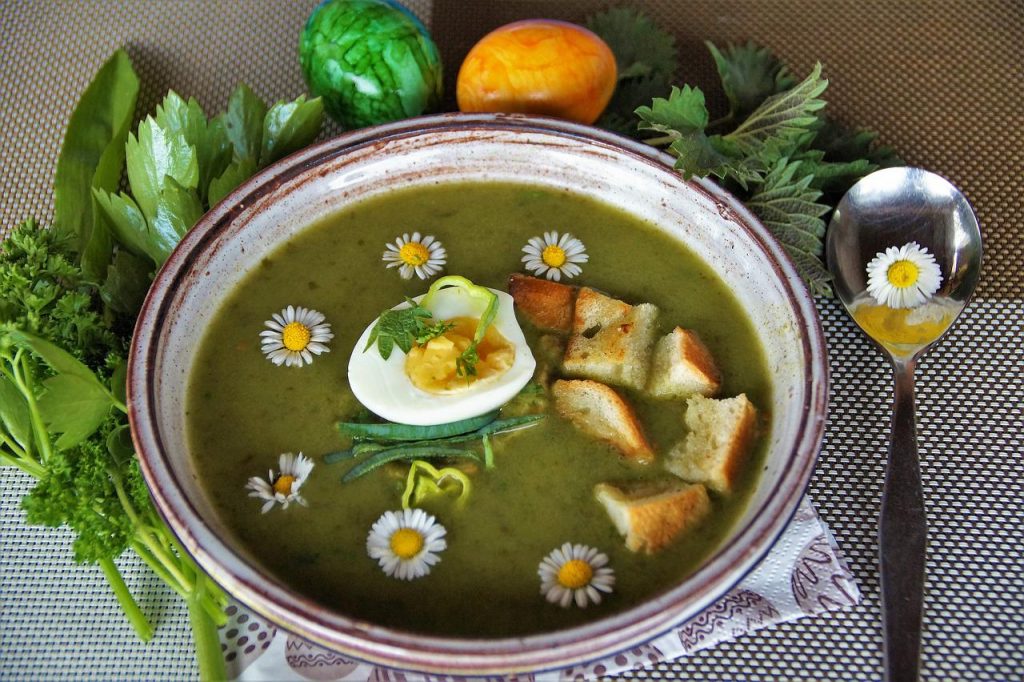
top-left (826, 167), bottom-right (981, 682)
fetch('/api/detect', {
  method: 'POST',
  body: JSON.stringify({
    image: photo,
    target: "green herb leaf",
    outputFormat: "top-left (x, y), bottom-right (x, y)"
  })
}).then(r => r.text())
top-left (81, 192), bottom-right (115, 282)
top-left (421, 276), bottom-right (499, 377)
top-left (224, 84), bottom-right (267, 164)
top-left (339, 410), bottom-right (499, 442)
top-left (53, 49), bottom-right (139, 251)
top-left (154, 91), bottom-right (232, 203)
top-left (207, 157), bottom-right (257, 207)
top-left (37, 373), bottom-right (113, 450)
top-left (150, 179), bottom-right (203, 263)
top-left (707, 41), bottom-right (797, 118)
top-left (100, 250), bottom-right (151, 316)
top-left (92, 189), bottom-right (166, 266)
top-left (8, 330), bottom-right (111, 388)
top-left (365, 300), bottom-right (452, 361)
top-left (342, 446), bottom-right (479, 483)
top-left (260, 95), bottom-right (324, 166)
top-left (587, 8), bottom-right (678, 138)
top-left (745, 158), bottom-right (833, 296)
top-left (721, 63), bottom-right (828, 159)
top-left (0, 373), bottom-right (33, 451)
top-left (125, 116), bottom-right (200, 223)
top-left (587, 7), bottom-right (677, 82)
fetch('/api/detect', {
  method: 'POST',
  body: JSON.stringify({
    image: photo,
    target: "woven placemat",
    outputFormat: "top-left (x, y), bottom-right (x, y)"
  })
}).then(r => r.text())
top-left (1, 0), bottom-right (1021, 679)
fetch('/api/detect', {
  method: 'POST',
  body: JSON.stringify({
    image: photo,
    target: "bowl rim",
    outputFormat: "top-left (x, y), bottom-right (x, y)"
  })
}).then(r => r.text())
top-left (128, 112), bottom-right (828, 675)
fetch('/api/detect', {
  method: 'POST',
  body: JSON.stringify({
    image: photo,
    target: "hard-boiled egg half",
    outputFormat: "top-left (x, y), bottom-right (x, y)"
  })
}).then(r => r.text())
top-left (349, 276), bottom-right (536, 425)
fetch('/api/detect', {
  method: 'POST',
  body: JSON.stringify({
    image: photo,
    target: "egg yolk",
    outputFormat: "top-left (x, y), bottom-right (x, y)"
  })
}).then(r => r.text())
top-left (405, 317), bottom-right (515, 393)
top-left (852, 301), bottom-right (956, 356)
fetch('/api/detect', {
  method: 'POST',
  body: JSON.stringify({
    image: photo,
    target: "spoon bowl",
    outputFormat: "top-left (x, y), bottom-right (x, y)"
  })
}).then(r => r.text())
top-left (826, 166), bottom-right (982, 682)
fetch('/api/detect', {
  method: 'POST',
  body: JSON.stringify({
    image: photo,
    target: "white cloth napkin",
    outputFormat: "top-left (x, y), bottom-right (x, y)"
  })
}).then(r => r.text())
top-left (221, 496), bottom-right (859, 681)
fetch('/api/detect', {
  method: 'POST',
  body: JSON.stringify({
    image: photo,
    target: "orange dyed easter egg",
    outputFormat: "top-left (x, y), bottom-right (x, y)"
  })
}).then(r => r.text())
top-left (456, 19), bottom-right (617, 125)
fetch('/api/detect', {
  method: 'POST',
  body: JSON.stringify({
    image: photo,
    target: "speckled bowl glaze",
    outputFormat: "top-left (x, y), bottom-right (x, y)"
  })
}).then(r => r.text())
top-left (128, 113), bottom-right (828, 675)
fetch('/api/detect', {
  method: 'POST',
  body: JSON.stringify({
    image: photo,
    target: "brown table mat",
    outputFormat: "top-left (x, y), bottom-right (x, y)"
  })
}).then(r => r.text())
top-left (1, 1), bottom-right (1021, 680)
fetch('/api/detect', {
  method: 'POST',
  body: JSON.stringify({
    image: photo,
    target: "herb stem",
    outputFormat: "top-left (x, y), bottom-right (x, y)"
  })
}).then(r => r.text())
top-left (98, 557), bottom-right (154, 641)
top-left (131, 540), bottom-right (189, 599)
top-left (16, 352), bottom-right (53, 465)
top-left (0, 431), bottom-right (31, 465)
top-left (189, 577), bottom-right (227, 682)
top-left (0, 448), bottom-right (44, 478)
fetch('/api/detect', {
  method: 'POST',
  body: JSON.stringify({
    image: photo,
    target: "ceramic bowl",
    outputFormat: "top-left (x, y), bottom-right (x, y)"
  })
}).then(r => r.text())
top-left (128, 113), bottom-right (827, 675)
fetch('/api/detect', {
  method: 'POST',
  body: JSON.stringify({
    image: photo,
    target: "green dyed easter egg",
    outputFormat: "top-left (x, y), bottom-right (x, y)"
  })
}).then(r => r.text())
top-left (299, 0), bottom-right (443, 129)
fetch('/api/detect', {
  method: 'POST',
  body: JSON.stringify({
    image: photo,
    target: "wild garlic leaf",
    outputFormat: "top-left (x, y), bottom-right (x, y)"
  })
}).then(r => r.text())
top-left (81, 192), bottom-right (115, 282)
top-left (260, 95), bottom-right (324, 166)
top-left (0, 373), bottom-right (33, 451)
top-left (745, 159), bottom-right (833, 296)
top-left (706, 41), bottom-right (797, 118)
top-left (37, 373), bottom-right (113, 450)
top-left (207, 157), bottom-right (258, 207)
top-left (586, 7), bottom-right (677, 81)
top-left (125, 116), bottom-right (199, 222)
top-left (224, 84), bottom-right (267, 164)
top-left (722, 63), bottom-right (828, 159)
top-left (53, 49), bottom-right (139, 251)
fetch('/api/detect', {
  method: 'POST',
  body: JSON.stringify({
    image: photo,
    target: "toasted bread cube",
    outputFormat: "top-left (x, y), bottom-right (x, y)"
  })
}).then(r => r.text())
top-left (552, 379), bottom-right (654, 464)
top-left (508, 273), bottom-right (577, 333)
top-left (594, 480), bottom-right (711, 554)
top-left (646, 327), bottom-right (721, 399)
top-left (665, 394), bottom-right (757, 494)
top-left (562, 288), bottom-right (659, 390)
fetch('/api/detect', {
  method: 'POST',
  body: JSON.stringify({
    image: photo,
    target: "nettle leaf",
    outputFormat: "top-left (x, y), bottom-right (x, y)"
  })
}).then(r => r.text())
top-left (586, 7), bottom-right (677, 81)
top-left (224, 84), bottom-right (267, 164)
top-left (37, 373), bottom-right (113, 450)
top-left (596, 75), bottom-right (673, 136)
top-left (707, 41), bottom-right (797, 117)
top-left (260, 95), bottom-right (324, 166)
top-left (125, 116), bottom-right (199, 222)
top-left (723, 63), bottom-right (828, 159)
top-left (637, 84), bottom-right (709, 137)
top-left (746, 159), bottom-right (833, 296)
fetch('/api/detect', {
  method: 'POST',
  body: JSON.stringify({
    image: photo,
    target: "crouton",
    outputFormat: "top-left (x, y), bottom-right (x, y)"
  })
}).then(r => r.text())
top-left (552, 379), bottom-right (654, 464)
top-left (594, 480), bottom-right (711, 554)
top-left (508, 273), bottom-right (577, 333)
top-left (646, 327), bottom-right (721, 399)
top-left (562, 288), bottom-right (659, 390)
top-left (665, 394), bottom-right (757, 494)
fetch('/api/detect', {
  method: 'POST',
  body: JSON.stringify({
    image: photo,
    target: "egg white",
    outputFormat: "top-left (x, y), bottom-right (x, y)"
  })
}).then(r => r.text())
top-left (348, 286), bottom-right (537, 426)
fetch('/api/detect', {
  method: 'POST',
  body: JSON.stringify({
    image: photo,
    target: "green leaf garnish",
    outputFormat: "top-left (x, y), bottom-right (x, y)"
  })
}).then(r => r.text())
top-left (421, 276), bottom-right (499, 377)
top-left (364, 298), bottom-right (453, 361)
top-left (586, 7), bottom-right (678, 138)
top-left (706, 41), bottom-right (797, 118)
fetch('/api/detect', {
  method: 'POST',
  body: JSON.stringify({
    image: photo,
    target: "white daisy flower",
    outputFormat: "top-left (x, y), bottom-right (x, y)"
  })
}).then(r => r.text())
top-left (260, 306), bottom-right (333, 367)
top-left (246, 452), bottom-right (315, 514)
top-left (538, 542), bottom-right (615, 608)
top-left (521, 231), bottom-right (588, 282)
top-left (866, 242), bottom-right (942, 309)
top-left (382, 232), bottom-right (447, 280)
top-left (366, 508), bottom-right (447, 580)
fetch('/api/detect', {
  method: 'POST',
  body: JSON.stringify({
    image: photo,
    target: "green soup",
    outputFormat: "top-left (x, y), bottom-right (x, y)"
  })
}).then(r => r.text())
top-left (187, 182), bottom-right (770, 637)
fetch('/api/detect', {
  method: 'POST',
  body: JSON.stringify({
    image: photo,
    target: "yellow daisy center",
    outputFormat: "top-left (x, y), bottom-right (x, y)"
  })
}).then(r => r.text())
top-left (281, 321), bottom-right (312, 351)
top-left (399, 242), bottom-right (430, 267)
top-left (390, 528), bottom-right (425, 559)
top-left (542, 244), bottom-right (567, 268)
top-left (887, 260), bottom-right (920, 289)
top-left (273, 474), bottom-right (296, 496)
top-left (557, 559), bottom-right (594, 589)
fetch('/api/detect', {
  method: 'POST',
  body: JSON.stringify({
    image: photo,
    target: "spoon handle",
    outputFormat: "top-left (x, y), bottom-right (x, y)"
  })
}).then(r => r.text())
top-left (880, 360), bottom-right (927, 682)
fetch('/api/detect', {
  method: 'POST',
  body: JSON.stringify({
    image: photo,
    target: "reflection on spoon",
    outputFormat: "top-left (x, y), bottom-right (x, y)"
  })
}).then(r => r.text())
top-left (849, 295), bottom-right (963, 358)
